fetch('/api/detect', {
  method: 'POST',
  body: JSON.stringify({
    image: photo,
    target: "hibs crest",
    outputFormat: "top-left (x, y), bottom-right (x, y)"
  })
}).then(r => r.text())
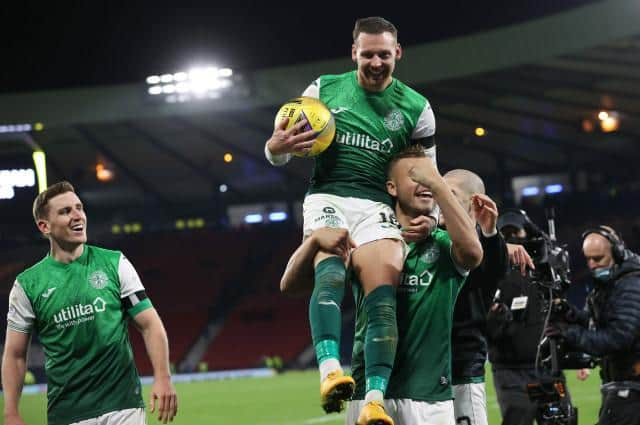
top-left (384, 109), bottom-right (404, 131)
top-left (422, 244), bottom-right (440, 264)
top-left (89, 270), bottom-right (109, 289)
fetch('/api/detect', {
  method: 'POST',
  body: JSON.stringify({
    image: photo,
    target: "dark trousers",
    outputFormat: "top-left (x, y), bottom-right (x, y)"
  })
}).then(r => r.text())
top-left (492, 367), bottom-right (573, 425)
top-left (493, 368), bottom-right (538, 425)
top-left (599, 384), bottom-right (640, 425)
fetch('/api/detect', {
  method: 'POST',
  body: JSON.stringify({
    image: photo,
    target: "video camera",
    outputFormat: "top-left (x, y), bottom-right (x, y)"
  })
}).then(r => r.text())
top-left (498, 209), bottom-right (591, 425)
top-left (499, 209), bottom-right (596, 365)
top-left (498, 209), bottom-right (571, 300)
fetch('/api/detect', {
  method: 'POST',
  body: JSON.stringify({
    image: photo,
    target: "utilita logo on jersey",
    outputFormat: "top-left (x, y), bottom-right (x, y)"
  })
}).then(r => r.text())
top-left (53, 297), bottom-right (107, 329)
top-left (335, 132), bottom-right (393, 153)
top-left (399, 271), bottom-right (433, 293)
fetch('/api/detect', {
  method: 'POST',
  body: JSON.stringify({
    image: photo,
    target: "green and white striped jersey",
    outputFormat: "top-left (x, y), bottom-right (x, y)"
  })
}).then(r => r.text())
top-left (7, 244), bottom-right (152, 425)
top-left (268, 70), bottom-right (435, 206)
top-left (351, 229), bottom-right (468, 401)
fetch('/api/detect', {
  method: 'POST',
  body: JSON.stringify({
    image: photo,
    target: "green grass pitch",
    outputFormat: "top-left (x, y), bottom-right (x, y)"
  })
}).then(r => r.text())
top-left (1, 368), bottom-right (602, 424)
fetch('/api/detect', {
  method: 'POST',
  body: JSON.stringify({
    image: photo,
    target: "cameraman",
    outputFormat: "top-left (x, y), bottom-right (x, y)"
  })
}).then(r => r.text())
top-left (548, 226), bottom-right (640, 425)
top-left (486, 210), bottom-right (570, 425)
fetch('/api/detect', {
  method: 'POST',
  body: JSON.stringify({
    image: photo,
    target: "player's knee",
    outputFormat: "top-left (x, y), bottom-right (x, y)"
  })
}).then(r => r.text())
top-left (315, 258), bottom-right (346, 286)
top-left (314, 257), bottom-right (346, 303)
top-left (364, 285), bottom-right (397, 328)
top-left (316, 270), bottom-right (345, 288)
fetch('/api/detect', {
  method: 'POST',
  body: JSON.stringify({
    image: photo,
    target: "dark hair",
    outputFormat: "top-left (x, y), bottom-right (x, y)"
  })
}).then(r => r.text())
top-left (353, 17), bottom-right (398, 42)
top-left (386, 145), bottom-right (425, 178)
top-left (32, 181), bottom-right (76, 222)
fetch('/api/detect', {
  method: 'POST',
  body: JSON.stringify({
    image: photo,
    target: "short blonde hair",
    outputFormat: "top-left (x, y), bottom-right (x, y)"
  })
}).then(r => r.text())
top-left (386, 145), bottom-right (426, 178)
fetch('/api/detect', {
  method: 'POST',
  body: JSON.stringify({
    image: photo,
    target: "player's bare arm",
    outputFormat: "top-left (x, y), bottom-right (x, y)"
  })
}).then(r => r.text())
top-left (2, 330), bottom-right (31, 425)
top-left (280, 228), bottom-right (357, 294)
top-left (133, 308), bottom-right (178, 423)
top-left (409, 158), bottom-right (482, 270)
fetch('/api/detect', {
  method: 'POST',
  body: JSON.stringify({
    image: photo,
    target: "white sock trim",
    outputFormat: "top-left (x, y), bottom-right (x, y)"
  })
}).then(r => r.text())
top-left (364, 390), bottom-right (384, 403)
top-left (319, 358), bottom-right (342, 382)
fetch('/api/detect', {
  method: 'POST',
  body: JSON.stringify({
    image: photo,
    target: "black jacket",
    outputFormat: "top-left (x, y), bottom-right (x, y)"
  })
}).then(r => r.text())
top-left (565, 251), bottom-right (640, 382)
top-left (486, 263), bottom-right (547, 369)
top-left (452, 229), bottom-right (509, 382)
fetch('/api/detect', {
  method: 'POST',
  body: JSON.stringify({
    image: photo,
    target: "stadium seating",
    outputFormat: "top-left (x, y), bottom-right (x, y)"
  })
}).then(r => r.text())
top-left (202, 293), bottom-right (309, 370)
top-left (200, 229), bottom-right (304, 370)
top-left (1, 198), bottom-right (638, 381)
top-left (125, 229), bottom-right (256, 374)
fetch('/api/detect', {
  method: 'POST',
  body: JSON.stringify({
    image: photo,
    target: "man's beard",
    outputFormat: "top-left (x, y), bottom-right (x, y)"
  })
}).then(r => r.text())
top-left (398, 197), bottom-right (433, 220)
top-left (364, 66), bottom-right (390, 82)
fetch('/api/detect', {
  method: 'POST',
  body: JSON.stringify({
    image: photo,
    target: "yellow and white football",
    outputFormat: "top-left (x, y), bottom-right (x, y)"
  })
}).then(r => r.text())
top-left (274, 96), bottom-right (336, 157)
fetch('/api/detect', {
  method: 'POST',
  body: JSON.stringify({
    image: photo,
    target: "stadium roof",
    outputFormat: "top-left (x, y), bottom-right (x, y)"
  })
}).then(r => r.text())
top-left (0, 0), bottom-right (639, 214)
top-left (2, 1), bottom-right (597, 93)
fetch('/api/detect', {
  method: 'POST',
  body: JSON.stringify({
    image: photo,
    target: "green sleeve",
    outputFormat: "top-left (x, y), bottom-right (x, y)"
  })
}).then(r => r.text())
top-left (127, 298), bottom-right (153, 317)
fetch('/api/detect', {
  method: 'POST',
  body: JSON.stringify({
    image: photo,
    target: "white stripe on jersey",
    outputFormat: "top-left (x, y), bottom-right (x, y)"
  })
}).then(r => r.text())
top-left (118, 254), bottom-right (145, 299)
top-left (411, 102), bottom-right (436, 139)
top-left (7, 281), bottom-right (35, 333)
top-left (302, 78), bottom-right (320, 99)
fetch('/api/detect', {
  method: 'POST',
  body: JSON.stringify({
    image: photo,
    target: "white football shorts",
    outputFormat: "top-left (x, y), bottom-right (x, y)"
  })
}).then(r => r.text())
top-left (453, 382), bottom-right (488, 425)
top-left (346, 399), bottom-right (455, 425)
top-left (302, 193), bottom-right (403, 247)
top-left (69, 408), bottom-right (146, 425)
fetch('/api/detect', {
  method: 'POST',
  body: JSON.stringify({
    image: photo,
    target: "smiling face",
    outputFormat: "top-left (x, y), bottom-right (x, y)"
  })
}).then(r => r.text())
top-left (37, 191), bottom-right (87, 246)
top-left (387, 156), bottom-right (434, 218)
top-left (352, 31), bottom-right (401, 92)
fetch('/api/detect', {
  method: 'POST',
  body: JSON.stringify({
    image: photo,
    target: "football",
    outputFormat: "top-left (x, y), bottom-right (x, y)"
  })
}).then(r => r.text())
top-left (274, 96), bottom-right (336, 157)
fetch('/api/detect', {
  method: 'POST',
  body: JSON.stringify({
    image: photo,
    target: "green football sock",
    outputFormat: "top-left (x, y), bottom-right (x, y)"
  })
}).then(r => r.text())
top-left (309, 256), bottom-right (346, 363)
top-left (364, 284), bottom-right (397, 395)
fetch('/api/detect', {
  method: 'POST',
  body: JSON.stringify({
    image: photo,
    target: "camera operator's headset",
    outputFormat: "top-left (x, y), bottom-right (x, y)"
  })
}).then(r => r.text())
top-left (580, 225), bottom-right (626, 264)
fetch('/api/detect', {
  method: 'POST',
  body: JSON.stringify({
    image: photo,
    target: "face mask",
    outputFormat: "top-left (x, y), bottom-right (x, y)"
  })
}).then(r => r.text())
top-left (592, 266), bottom-right (613, 282)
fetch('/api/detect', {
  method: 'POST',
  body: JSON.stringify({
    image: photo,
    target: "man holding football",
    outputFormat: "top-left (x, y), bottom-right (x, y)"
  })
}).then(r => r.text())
top-left (265, 17), bottom-right (438, 423)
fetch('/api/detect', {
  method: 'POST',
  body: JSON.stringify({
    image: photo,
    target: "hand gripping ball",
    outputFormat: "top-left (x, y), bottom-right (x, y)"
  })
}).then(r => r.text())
top-left (274, 96), bottom-right (336, 157)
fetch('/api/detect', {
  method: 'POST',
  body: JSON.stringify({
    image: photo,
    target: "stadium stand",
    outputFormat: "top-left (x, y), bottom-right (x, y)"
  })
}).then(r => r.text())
top-left (2, 192), bottom-right (639, 382)
top-left (200, 228), bottom-right (302, 370)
